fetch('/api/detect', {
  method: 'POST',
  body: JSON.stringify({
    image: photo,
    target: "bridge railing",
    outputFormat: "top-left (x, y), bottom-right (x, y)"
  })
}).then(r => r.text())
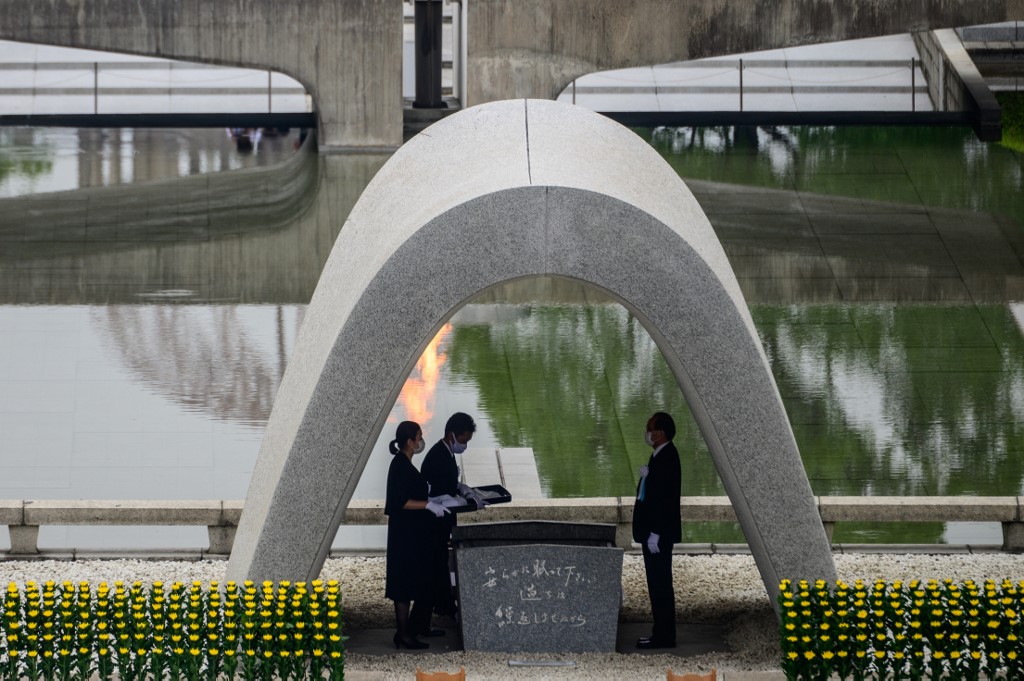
top-left (0, 61), bottom-right (310, 115)
top-left (2, 496), bottom-right (1022, 557)
top-left (565, 58), bottom-right (928, 112)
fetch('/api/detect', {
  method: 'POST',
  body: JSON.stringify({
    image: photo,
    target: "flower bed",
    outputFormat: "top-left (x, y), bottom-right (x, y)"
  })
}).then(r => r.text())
top-left (0, 579), bottom-right (346, 680)
top-left (779, 578), bottom-right (1023, 680)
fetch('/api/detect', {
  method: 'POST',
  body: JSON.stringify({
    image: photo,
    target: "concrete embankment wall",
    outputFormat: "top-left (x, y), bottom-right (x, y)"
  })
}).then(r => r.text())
top-left (912, 28), bottom-right (1002, 139)
top-left (915, 30), bottom-right (956, 110)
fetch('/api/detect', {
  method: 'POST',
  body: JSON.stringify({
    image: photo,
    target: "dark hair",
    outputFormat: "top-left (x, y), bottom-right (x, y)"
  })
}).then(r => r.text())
top-left (389, 420), bottom-right (421, 455)
top-left (650, 412), bottom-right (676, 441)
top-left (444, 412), bottom-right (476, 437)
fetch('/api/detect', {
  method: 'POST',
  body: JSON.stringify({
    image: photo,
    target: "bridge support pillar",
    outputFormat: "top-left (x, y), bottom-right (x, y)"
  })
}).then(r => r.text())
top-left (413, 0), bottom-right (447, 109)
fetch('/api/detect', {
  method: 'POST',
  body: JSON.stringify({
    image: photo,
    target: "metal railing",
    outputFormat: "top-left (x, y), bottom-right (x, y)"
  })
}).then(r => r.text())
top-left (568, 58), bottom-right (927, 112)
top-left (0, 62), bottom-right (310, 114)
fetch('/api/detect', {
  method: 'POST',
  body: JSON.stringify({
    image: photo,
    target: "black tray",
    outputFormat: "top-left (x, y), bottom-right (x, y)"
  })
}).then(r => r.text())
top-left (449, 484), bottom-right (512, 513)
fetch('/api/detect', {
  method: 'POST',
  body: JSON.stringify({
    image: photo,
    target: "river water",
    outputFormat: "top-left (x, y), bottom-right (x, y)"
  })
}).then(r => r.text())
top-left (0, 123), bottom-right (1022, 548)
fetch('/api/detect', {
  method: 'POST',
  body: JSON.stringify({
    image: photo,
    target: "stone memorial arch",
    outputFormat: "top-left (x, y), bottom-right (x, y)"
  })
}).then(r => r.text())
top-left (226, 99), bottom-right (837, 600)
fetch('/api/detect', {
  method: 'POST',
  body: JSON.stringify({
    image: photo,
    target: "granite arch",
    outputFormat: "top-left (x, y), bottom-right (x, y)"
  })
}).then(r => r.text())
top-left (226, 99), bottom-right (837, 602)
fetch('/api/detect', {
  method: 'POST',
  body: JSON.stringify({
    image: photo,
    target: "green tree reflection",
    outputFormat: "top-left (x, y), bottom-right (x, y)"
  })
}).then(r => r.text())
top-left (445, 282), bottom-right (1024, 543)
top-left (646, 126), bottom-right (1024, 226)
top-left (0, 128), bottom-right (54, 188)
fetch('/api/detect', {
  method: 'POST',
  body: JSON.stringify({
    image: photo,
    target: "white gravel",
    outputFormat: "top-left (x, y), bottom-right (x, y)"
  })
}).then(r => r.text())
top-left (1, 553), bottom-right (1022, 680)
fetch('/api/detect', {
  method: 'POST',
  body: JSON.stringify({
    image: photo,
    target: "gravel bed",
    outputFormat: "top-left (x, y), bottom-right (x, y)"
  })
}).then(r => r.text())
top-left (0, 553), bottom-right (1021, 680)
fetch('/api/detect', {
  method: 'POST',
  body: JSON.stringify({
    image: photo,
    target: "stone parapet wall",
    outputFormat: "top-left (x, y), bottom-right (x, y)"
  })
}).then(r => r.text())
top-left (2, 496), bottom-right (1022, 557)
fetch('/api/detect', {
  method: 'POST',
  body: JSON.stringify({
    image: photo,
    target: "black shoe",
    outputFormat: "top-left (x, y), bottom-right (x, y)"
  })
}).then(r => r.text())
top-left (636, 637), bottom-right (675, 650)
top-left (418, 627), bottom-right (445, 637)
top-left (393, 632), bottom-right (429, 650)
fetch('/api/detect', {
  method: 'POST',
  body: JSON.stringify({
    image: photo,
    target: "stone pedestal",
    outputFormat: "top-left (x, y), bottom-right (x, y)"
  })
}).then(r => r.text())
top-left (453, 522), bottom-right (622, 653)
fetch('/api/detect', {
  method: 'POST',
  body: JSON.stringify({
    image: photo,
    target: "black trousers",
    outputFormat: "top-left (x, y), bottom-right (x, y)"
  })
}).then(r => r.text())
top-left (641, 543), bottom-right (676, 644)
top-left (432, 521), bottom-right (457, 615)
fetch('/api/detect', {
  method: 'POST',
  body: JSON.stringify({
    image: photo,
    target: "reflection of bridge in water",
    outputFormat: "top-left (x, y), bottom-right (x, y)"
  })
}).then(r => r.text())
top-left (1, 136), bottom-right (1021, 306)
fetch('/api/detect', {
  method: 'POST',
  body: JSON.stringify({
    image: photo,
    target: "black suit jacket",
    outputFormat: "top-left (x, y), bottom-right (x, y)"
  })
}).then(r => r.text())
top-left (420, 440), bottom-right (459, 497)
top-left (632, 441), bottom-right (682, 544)
top-left (420, 439), bottom-right (462, 532)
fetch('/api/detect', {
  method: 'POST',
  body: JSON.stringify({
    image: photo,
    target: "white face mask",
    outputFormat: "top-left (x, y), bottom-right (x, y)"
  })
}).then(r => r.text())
top-left (450, 438), bottom-right (467, 454)
top-left (644, 430), bottom-right (655, 447)
top-left (413, 439), bottom-right (425, 455)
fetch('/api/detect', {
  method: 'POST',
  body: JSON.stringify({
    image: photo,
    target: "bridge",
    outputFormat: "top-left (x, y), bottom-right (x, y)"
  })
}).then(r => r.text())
top-left (0, 0), bottom-right (1020, 149)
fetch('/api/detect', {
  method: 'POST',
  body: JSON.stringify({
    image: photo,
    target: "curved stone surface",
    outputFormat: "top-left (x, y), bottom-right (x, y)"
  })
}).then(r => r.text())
top-left (226, 99), bottom-right (837, 603)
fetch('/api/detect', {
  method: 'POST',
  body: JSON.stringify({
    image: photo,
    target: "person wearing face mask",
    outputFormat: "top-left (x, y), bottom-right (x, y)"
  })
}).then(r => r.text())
top-left (385, 420), bottom-right (450, 649)
top-left (632, 411), bottom-right (682, 650)
top-left (420, 411), bottom-right (479, 618)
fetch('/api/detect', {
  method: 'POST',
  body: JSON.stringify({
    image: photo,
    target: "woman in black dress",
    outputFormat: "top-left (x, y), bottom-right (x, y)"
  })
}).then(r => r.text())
top-left (385, 420), bottom-right (449, 649)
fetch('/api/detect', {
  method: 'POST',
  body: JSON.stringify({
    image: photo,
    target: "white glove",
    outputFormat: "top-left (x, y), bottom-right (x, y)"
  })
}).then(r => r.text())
top-left (425, 500), bottom-right (450, 518)
top-left (458, 483), bottom-right (487, 508)
top-left (647, 532), bottom-right (661, 554)
top-left (639, 464), bottom-right (649, 478)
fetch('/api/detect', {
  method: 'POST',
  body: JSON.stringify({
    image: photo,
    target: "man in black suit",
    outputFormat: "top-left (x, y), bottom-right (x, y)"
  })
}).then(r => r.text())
top-left (420, 412), bottom-right (480, 621)
top-left (633, 411), bottom-right (682, 649)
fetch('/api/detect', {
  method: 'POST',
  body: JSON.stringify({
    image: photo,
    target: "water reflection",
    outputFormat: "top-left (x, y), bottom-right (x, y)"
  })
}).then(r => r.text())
top-left (395, 323), bottom-right (453, 426)
top-left (0, 125), bottom-right (1023, 548)
top-left (436, 290), bottom-right (1024, 543)
top-left (650, 125), bottom-right (1024, 224)
top-left (0, 141), bottom-right (383, 304)
top-left (438, 291), bottom-right (1024, 501)
top-left (755, 305), bottom-right (1024, 499)
top-left (0, 128), bottom-right (54, 194)
top-left (91, 305), bottom-right (303, 425)
top-left (0, 128), bottom-right (300, 198)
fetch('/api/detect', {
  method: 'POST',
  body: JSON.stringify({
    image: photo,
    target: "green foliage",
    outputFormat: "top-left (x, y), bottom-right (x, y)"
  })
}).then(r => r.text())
top-left (997, 92), bottom-right (1024, 153)
top-left (779, 578), bottom-right (1024, 680)
top-left (641, 124), bottom-right (1024, 229)
top-left (0, 129), bottom-right (55, 186)
top-left (448, 291), bottom-right (1024, 509)
top-left (0, 579), bottom-right (346, 680)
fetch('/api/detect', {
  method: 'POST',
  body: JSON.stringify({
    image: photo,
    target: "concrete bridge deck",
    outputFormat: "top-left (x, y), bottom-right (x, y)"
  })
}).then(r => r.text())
top-left (0, 30), bottom-right (991, 136)
top-left (0, 0), bottom-right (1019, 148)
